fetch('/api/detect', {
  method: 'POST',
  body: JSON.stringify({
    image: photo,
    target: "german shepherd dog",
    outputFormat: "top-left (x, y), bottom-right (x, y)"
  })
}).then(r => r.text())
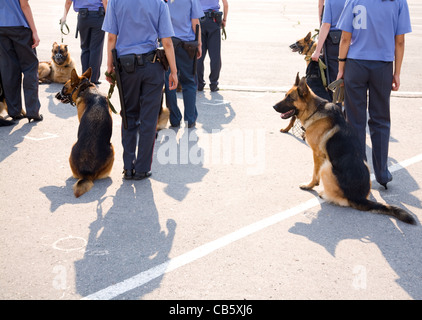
top-left (157, 88), bottom-right (170, 131)
top-left (0, 73), bottom-right (25, 126)
top-left (56, 68), bottom-right (114, 198)
top-left (273, 74), bottom-right (416, 225)
top-left (39, 42), bottom-right (76, 84)
top-left (281, 32), bottom-right (331, 134)
top-left (0, 75), bottom-right (13, 126)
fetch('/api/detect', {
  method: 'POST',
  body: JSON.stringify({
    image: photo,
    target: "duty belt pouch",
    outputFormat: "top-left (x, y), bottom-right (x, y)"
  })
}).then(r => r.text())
top-left (182, 41), bottom-right (198, 60)
top-left (98, 6), bottom-right (105, 16)
top-left (156, 48), bottom-right (169, 71)
top-left (328, 30), bottom-right (342, 45)
top-left (79, 8), bottom-right (88, 18)
top-left (214, 11), bottom-right (223, 27)
top-left (171, 37), bottom-right (183, 48)
top-left (119, 54), bottom-right (136, 73)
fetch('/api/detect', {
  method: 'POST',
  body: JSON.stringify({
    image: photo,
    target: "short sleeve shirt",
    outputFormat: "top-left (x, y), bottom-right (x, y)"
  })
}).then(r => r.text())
top-left (71, 0), bottom-right (104, 12)
top-left (337, 0), bottom-right (412, 61)
top-left (0, 0), bottom-right (29, 28)
top-left (167, 0), bottom-right (204, 41)
top-left (322, 0), bottom-right (347, 30)
top-left (102, 0), bottom-right (175, 56)
top-left (199, 0), bottom-right (220, 11)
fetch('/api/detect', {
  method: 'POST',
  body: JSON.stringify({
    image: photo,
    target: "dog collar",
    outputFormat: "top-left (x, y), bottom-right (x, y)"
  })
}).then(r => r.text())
top-left (68, 78), bottom-right (92, 106)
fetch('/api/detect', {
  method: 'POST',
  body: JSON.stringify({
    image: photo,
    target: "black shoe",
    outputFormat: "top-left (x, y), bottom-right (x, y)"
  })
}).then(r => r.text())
top-left (170, 122), bottom-right (180, 128)
top-left (27, 114), bottom-right (43, 123)
top-left (197, 86), bottom-right (204, 92)
top-left (378, 172), bottom-right (393, 190)
top-left (188, 122), bottom-right (196, 128)
top-left (132, 171), bottom-right (152, 180)
top-left (123, 169), bottom-right (134, 180)
top-left (210, 86), bottom-right (219, 92)
top-left (10, 114), bottom-right (25, 121)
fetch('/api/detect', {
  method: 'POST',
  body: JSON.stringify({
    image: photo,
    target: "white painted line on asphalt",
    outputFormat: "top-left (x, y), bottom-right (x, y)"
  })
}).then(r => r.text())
top-left (23, 132), bottom-right (59, 141)
top-left (217, 85), bottom-right (422, 98)
top-left (82, 153), bottom-right (422, 300)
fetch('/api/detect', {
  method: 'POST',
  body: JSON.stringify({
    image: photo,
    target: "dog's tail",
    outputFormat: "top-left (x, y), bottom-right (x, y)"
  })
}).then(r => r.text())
top-left (349, 198), bottom-right (416, 225)
top-left (73, 178), bottom-right (94, 198)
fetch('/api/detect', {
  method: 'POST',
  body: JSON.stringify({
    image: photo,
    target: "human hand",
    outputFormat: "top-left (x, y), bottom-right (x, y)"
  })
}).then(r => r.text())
top-left (311, 51), bottom-right (320, 62)
top-left (392, 74), bottom-right (400, 91)
top-left (32, 32), bottom-right (40, 48)
top-left (168, 71), bottom-right (178, 91)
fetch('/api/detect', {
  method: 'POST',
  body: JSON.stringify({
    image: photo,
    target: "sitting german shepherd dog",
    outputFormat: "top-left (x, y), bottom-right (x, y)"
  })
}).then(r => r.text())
top-left (56, 68), bottom-right (114, 198)
top-left (273, 74), bottom-right (416, 225)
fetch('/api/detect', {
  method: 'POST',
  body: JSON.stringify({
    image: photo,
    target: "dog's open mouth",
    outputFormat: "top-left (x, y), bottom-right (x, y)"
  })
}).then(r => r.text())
top-left (281, 109), bottom-right (296, 119)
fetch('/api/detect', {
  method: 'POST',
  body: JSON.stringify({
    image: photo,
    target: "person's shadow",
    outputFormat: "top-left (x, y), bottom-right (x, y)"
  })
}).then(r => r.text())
top-left (43, 83), bottom-right (76, 120)
top-left (74, 180), bottom-right (176, 299)
top-left (153, 127), bottom-right (209, 201)
top-left (196, 91), bottom-right (235, 133)
top-left (289, 163), bottom-right (422, 298)
top-left (0, 122), bottom-right (34, 163)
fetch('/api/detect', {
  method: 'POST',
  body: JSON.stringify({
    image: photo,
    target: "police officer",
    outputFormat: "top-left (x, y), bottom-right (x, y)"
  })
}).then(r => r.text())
top-left (197, 0), bottom-right (228, 92)
top-left (61, 0), bottom-right (107, 84)
top-left (336, 0), bottom-right (412, 189)
top-left (102, 0), bottom-right (178, 180)
top-left (165, 0), bottom-right (203, 129)
top-left (312, 0), bottom-right (346, 88)
top-left (0, 0), bottom-right (42, 122)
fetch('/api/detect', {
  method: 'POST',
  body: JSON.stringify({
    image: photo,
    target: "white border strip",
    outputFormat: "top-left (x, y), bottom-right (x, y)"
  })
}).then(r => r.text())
top-left (82, 153), bottom-right (422, 300)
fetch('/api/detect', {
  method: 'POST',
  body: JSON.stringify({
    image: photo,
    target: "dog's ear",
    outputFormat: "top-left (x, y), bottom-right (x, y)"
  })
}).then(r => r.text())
top-left (64, 45), bottom-right (68, 52)
top-left (82, 67), bottom-right (92, 81)
top-left (305, 32), bottom-right (312, 42)
top-left (70, 69), bottom-right (80, 86)
top-left (297, 77), bottom-right (309, 97)
top-left (295, 72), bottom-right (300, 86)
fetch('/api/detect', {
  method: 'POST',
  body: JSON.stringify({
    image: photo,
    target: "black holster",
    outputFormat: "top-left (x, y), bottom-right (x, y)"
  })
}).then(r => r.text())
top-left (182, 41), bottom-right (198, 60)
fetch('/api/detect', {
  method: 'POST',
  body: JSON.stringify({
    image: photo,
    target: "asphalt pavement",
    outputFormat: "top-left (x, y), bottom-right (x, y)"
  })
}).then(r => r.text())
top-left (1, 0), bottom-right (422, 301)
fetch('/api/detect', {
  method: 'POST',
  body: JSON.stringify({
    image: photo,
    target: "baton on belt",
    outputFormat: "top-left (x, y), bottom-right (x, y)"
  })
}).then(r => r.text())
top-left (193, 24), bottom-right (199, 75)
top-left (111, 48), bottom-right (128, 129)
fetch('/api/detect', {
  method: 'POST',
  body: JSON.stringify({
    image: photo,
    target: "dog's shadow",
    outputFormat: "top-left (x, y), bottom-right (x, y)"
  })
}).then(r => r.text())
top-left (40, 177), bottom-right (113, 212)
top-left (289, 167), bottom-right (422, 298)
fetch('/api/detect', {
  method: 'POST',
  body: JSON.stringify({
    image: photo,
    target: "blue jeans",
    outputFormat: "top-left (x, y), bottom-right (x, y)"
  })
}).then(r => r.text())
top-left (165, 44), bottom-right (198, 126)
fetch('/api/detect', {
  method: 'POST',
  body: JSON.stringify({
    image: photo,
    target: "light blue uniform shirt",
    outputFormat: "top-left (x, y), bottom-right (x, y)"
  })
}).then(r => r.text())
top-left (0, 0), bottom-right (29, 28)
top-left (71, 0), bottom-right (104, 12)
top-left (337, 0), bottom-right (412, 61)
top-left (199, 0), bottom-right (220, 11)
top-left (102, 0), bottom-right (174, 57)
top-left (167, 0), bottom-right (204, 42)
top-left (322, 0), bottom-right (347, 30)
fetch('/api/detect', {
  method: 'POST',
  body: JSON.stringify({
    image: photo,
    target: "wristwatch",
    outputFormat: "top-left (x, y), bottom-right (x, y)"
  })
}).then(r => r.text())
top-left (338, 57), bottom-right (347, 62)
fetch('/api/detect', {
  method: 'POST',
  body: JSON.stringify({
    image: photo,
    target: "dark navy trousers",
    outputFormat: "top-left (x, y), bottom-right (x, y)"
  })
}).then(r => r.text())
top-left (197, 15), bottom-right (222, 91)
top-left (344, 58), bottom-right (394, 185)
top-left (77, 10), bottom-right (105, 84)
top-left (120, 61), bottom-right (164, 173)
top-left (0, 27), bottom-right (40, 118)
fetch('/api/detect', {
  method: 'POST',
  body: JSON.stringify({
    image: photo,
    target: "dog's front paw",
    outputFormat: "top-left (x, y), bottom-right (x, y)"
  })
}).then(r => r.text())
top-left (299, 183), bottom-right (314, 190)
